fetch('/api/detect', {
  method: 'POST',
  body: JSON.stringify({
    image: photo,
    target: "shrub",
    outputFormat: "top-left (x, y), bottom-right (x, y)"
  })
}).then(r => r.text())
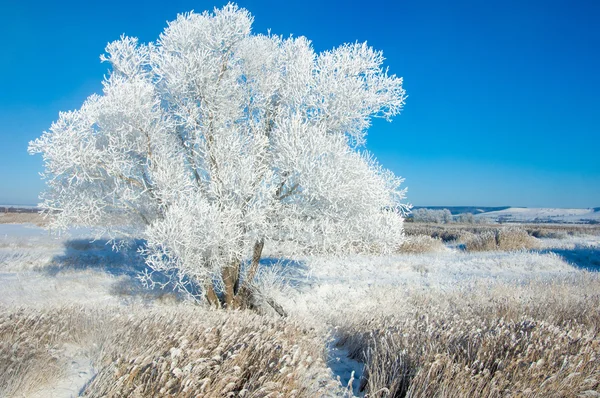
top-left (399, 235), bottom-right (446, 254)
top-left (464, 230), bottom-right (498, 251)
top-left (465, 227), bottom-right (539, 252)
top-left (457, 212), bottom-right (476, 224)
top-left (411, 208), bottom-right (453, 224)
top-left (497, 227), bottom-right (540, 251)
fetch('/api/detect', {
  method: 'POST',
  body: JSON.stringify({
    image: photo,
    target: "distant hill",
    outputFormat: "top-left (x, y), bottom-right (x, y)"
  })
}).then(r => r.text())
top-left (410, 206), bottom-right (600, 224)
top-left (475, 207), bottom-right (600, 224)
top-left (411, 206), bottom-right (510, 215)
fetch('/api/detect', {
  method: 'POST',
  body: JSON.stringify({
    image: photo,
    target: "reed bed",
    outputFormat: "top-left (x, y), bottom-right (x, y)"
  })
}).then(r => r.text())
top-left (0, 305), bottom-right (341, 397)
top-left (335, 273), bottom-right (600, 397)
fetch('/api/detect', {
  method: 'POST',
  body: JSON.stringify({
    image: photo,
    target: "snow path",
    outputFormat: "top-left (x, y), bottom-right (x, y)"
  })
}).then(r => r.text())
top-left (327, 341), bottom-right (365, 397)
top-left (27, 344), bottom-right (96, 398)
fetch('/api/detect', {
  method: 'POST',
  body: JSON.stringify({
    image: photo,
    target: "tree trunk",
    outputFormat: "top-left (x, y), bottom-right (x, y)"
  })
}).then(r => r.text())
top-left (232, 239), bottom-right (265, 309)
top-left (210, 239), bottom-right (266, 310)
top-left (205, 284), bottom-right (221, 308)
top-left (222, 263), bottom-right (239, 308)
top-left (244, 239), bottom-right (265, 287)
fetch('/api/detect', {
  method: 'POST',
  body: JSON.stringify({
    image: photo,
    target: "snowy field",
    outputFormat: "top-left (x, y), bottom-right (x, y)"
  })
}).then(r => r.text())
top-left (3, 222), bottom-right (597, 313)
top-left (1, 221), bottom-right (600, 396)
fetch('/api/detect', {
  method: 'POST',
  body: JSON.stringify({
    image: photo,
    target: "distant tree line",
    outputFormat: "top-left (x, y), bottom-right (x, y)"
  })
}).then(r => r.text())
top-left (0, 207), bottom-right (40, 214)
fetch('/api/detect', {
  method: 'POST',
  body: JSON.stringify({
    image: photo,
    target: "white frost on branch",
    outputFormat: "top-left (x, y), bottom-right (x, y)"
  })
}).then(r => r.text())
top-left (29, 3), bottom-right (409, 303)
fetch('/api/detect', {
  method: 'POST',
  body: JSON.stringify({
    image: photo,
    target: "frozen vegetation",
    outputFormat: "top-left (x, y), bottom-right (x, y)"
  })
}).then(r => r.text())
top-left (2, 217), bottom-right (600, 396)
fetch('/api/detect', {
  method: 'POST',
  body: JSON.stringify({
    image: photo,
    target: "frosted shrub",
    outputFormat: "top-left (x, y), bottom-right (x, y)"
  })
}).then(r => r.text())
top-left (29, 4), bottom-right (409, 308)
top-left (457, 212), bottom-right (476, 224)
top-left (465, 227), bottom-right (539, 252)
top-left (496, 226), bottom-right (540, 251)
top-left (464, 230), bottom-right (499, 251)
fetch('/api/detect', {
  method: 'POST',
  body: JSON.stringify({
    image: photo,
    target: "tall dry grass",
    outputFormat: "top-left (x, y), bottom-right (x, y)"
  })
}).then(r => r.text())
top-left (0, 306), bottom-right (108, 397)
top-left (405, 223), bottom-right (600, 244)
top-left (335, 274), bottom-right (600, 397)
top-left (85, 308), bottom-right (339, 397)
top-left (398, 235), bottom-right (446, 254)
top-left (403, 225), bottom-right (541, 252)
top-left (0, 212), bottom-right (48, 226)
top-left (0, 305), bottom-right (341, 397)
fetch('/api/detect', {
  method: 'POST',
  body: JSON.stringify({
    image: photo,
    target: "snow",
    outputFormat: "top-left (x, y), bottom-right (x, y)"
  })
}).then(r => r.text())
top-left (0, 223), bottom-right (48, 237)
top-left (0, 224), bottom-right (166, 307)
top-left (327, 341), bottom-right (364, 396)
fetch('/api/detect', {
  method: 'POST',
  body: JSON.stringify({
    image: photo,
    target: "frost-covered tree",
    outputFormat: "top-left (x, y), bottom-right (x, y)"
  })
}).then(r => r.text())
top-left (457, 213), bottom-right (476, 224)
top-left (29, 4), bottom-right (408, 308)
top-left (411, 208), bottom-right (453, 224)
top-left (442, 209), bottom-right (453, 224)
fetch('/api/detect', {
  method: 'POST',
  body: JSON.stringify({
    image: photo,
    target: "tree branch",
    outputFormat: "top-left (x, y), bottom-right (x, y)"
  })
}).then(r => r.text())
top-left (278, 183), bottom-right (299, 200)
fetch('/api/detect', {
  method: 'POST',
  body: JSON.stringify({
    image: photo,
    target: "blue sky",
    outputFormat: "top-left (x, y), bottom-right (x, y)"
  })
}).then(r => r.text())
top-left (1, 0), bottom-right (598, 207)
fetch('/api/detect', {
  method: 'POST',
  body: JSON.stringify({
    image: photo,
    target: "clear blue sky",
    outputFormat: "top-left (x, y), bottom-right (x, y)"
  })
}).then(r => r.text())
top-left (1, 0), bottom-right (598, 207)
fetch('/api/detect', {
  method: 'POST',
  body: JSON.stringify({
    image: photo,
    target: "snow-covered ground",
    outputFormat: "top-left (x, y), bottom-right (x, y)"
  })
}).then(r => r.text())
top-left (0, 223), bottom-right (166, 308)
top-left (2, 222), bottom-right (599, 314)
top-left (476, 207), bottom-right (600, 224)
top-left (1, 222), bottom-right (599, 396)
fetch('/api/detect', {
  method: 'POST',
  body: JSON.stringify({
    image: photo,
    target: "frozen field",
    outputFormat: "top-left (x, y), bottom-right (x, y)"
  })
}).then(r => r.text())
top-left (1, 222), bottom-right (600, 396)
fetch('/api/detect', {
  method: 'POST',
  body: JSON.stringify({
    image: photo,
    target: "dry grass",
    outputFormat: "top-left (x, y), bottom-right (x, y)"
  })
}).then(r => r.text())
top-left (86, 308), bottom-right (339, 397)
top-left (496, 227), bottom-right (540, 250)
top-left (0, 313), bottom-right (64, 397)
top-left (523, 224), bottom-right (600, 238)
top-left (404, 224), bottom-right (542, 252)
top-left (398, 235), bottom-right (446, 254)
top-left (463, 230), bottom-right (498, 252)
top-left (464, 227), bottom-right (540, 252)
top-left (527, 228), bottom-right (569, 239)
top-left (0, 305), bottom-right (341, 397)
top-left (335, 274), bottom-right (600, 397)
top-left (0, 212), bottom-right (48, 226)
top-left (0, 306), bottom-right (107, 397)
